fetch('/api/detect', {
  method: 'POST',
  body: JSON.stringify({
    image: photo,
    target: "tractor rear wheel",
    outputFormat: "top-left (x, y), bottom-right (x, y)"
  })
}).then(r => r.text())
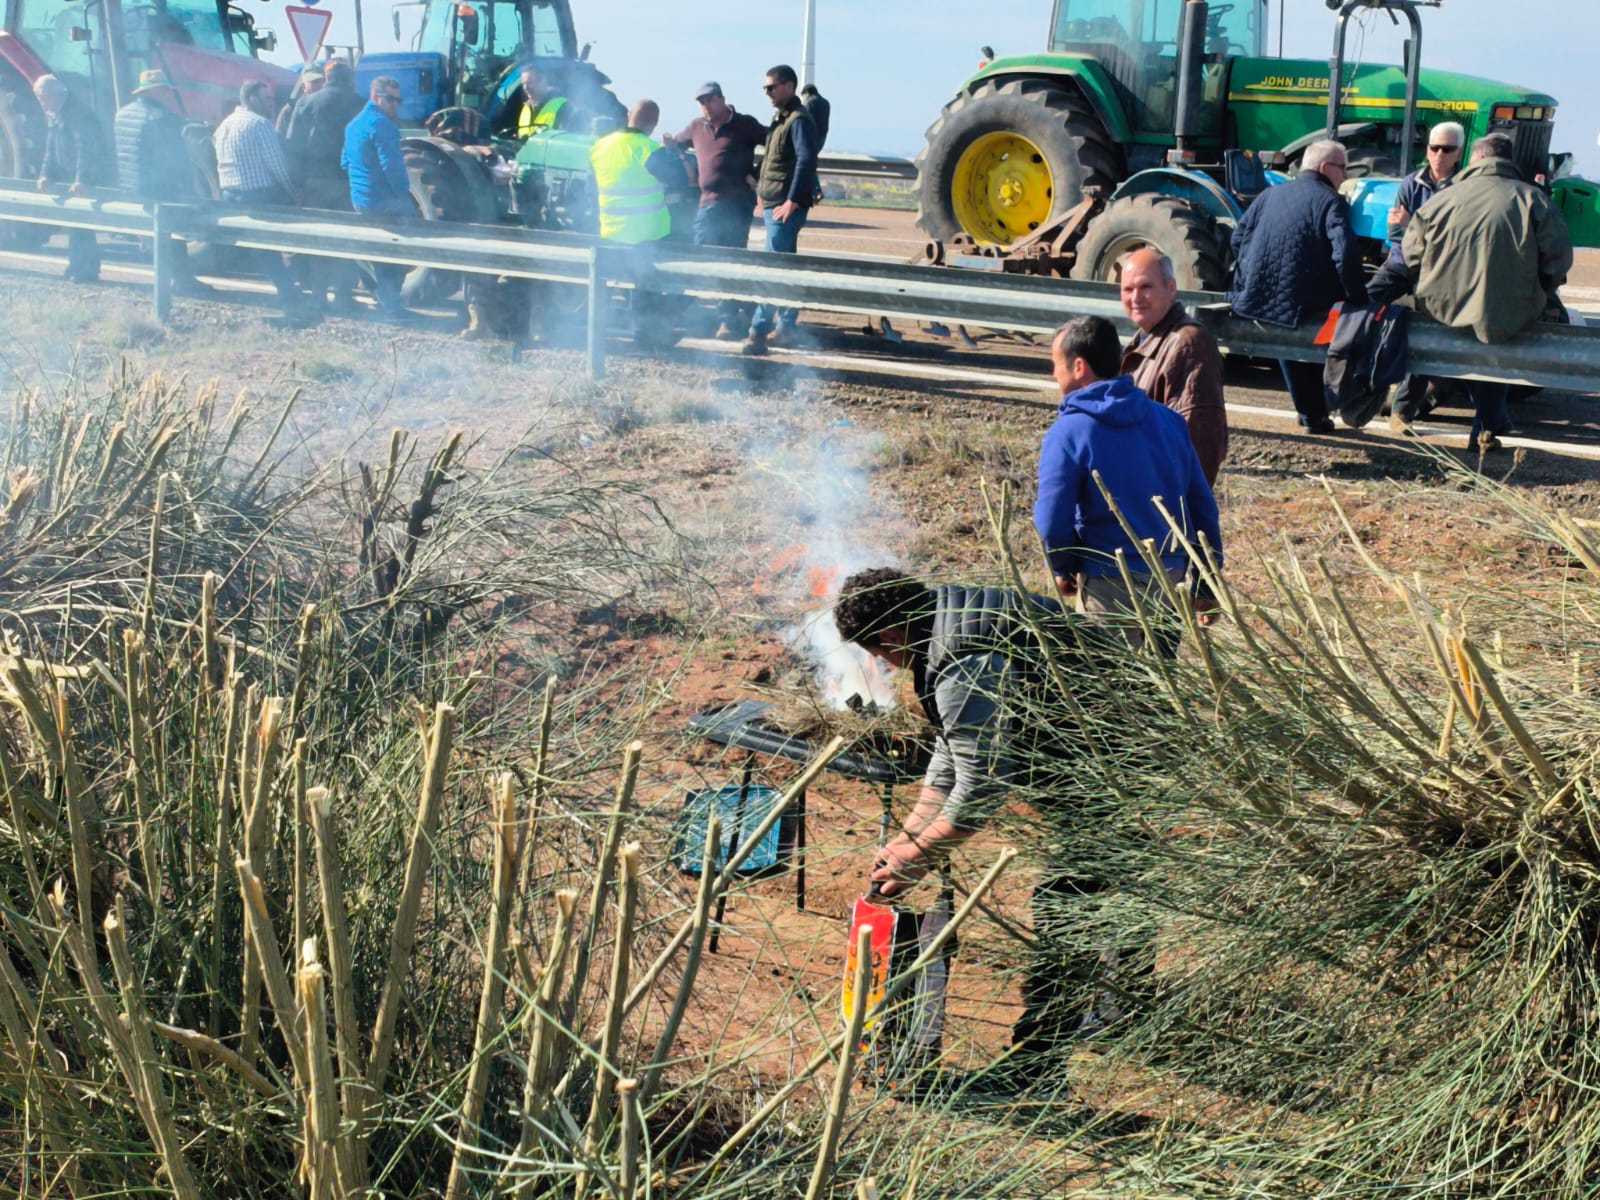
top-left (1069, 194), bottom-right (1230, 292)
top-left (401, 147), bottom-right (476, 306)
top-left (916, 77), bottom-right (1121, 247)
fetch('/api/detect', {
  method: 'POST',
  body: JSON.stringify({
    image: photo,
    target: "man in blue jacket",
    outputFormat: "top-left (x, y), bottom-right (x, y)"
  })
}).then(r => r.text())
top-left (1228, 140), bottom-right (1368, 433)
top-left (342, 76), bottom-right (413, 319)
top-left (1034, 316), bottom-right (1222, 655)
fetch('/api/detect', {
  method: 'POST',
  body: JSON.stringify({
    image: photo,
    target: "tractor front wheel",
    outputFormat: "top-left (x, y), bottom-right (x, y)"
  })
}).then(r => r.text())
top-left (401, 147), bottom-right (478, 307)
top-left (1069, 194), bottom-right (1230, 292)
top-left (916, 77), bottom-right (1121, 247)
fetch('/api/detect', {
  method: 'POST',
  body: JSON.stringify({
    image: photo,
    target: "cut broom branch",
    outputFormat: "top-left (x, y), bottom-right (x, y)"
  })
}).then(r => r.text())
top-left (805, 926), bottom-right (873, 1200)
top-left (103, 897), bottom-right (202, 1200)
top-left (445, 773), bottom-right (520, 1200)
top-left (307, 784), bottom-right (365, 1135)
top-left (516, 888), bottom-right (577, 1190)
top-left (638, 814), bottom-right (721, 1108)
top-left (576, 842), bottom-right (642, 1200)
top-left (237, 857), bottom-right (309, 1088)
top-left (565, 741), bottom-right (642, 1037)
top-left (367, 702), bottom-right (455, 1096)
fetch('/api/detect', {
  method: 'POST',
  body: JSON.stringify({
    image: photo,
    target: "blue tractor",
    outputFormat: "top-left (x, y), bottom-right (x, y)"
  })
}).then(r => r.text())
top-left (353, 0), bottom-right (640, 302)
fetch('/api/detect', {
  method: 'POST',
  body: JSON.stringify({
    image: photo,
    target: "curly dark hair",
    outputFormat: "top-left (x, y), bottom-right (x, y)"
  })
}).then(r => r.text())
top-left (832, 568), bottom-right (928, 648)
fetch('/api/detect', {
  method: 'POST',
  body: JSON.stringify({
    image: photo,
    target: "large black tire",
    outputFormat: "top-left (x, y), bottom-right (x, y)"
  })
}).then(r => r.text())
top-left (1069, 194), bottom-right (1229, 292)
top-left (915, 77), bottom-right (1121, 246)
top-left (401, 147), bottom-right (475, 306)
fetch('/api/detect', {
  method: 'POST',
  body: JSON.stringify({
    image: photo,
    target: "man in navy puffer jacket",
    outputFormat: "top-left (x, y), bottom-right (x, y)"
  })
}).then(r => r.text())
top-left (1229, 139), bottom-right (1368, 432)
top-left (1034, 316), bottom-right (1222, 656)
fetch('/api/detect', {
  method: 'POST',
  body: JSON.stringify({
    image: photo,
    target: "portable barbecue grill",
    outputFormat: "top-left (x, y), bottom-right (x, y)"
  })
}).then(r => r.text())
top-left (684, 699), bottom-right (931, 949)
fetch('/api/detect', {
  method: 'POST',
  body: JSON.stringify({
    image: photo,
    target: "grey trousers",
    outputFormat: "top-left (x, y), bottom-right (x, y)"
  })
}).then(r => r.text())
top-left (1076, 565), bottom-right (1189, 656)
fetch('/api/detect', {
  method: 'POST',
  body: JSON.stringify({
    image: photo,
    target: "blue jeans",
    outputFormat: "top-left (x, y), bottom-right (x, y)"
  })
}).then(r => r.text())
top-left (749, 204), bottom-right (809, 337)
top-left (1467, 381), bottom-right (1511, 448)
top-left (693, 197), bottom-right (754, 326)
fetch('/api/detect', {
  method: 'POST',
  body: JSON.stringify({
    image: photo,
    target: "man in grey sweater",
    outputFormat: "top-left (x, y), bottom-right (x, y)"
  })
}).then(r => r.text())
top-left (832, 568), bottom-right (1144, 1069)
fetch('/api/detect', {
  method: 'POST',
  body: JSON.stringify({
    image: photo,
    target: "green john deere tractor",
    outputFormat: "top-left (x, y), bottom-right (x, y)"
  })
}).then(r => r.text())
top-left (916, 0), bottom-right (1597, 289)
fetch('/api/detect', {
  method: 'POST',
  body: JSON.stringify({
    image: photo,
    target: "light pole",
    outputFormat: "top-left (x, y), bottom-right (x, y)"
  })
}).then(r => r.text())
top-left (800, 0), bottom-right (816, 89)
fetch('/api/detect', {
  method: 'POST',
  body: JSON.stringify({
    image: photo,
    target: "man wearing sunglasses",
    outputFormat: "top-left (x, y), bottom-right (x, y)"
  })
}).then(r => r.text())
top-left (743, 64), bottom-right (820, 356)
top-left (1385, 123), bottom-right (1464, 432)
top-left (342, 78), bottom-right (415, 320)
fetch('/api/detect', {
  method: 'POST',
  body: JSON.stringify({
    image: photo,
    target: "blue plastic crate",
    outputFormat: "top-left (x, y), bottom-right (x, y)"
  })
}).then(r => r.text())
top-left (675, 785), bottom-right (784, 875)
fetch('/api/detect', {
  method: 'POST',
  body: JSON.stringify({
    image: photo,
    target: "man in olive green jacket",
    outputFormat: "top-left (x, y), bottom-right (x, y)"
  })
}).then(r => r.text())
top-left (1398, 133), bottom-right (1573, 451)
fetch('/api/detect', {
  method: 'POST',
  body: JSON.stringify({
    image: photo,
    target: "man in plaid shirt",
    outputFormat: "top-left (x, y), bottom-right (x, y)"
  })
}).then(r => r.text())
top-left (214, 81), bottom-right (313, 317)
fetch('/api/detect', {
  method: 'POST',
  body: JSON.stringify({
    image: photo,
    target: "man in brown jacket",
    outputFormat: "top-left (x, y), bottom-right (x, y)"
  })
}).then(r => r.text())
top-left (1118, 248), bottom-right (1228, 485)
top-left (1398, 132), bottom-right (1573, 452)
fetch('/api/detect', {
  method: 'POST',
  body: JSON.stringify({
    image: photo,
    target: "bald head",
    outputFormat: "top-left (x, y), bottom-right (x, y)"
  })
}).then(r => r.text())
top-left (33, 74), bottom-right (67, 115)
top-left (628, 100), bottom-right (660, 135)
top-left (1119, 247), bottom-right (1179, 333)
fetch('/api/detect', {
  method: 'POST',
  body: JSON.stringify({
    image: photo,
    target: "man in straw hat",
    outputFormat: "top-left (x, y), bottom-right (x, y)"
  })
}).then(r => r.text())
top-left (114, 69), bottom-right (212, 296)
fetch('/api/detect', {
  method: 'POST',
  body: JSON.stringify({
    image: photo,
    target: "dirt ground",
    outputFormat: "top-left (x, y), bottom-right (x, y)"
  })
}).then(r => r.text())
top-left (6, 249), bottom-right (1600, 1137)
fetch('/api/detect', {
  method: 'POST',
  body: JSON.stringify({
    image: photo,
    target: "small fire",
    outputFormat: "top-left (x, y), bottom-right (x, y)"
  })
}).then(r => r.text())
top-left (768, 543), bottom-right (898, 711)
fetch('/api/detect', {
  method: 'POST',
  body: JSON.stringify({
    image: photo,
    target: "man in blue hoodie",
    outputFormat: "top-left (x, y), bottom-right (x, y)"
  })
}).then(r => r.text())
top-left (1034, 316), bottom-right (1222, 654)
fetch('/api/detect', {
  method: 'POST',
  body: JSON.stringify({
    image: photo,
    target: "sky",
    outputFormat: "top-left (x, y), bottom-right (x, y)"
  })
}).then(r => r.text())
top-left (263, 0), bottom-right (1600, 177)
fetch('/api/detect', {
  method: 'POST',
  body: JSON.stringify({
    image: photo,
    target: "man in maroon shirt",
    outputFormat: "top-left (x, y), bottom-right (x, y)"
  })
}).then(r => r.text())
top-left (667, 82), bottom-right (764, 337)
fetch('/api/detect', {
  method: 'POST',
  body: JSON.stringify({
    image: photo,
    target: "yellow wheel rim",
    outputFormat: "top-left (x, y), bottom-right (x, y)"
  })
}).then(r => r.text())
top-left (952, 132), bottom-right (1055, 246)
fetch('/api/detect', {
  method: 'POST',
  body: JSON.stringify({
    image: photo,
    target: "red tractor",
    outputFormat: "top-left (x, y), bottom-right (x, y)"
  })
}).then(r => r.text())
top-left (0, 0), bottom-right (294, 193)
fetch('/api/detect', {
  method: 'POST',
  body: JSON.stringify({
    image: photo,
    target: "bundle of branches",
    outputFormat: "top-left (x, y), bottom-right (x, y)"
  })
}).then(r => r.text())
top-left (972, 462), bottom-right (1600, 1195)
top-left (0, 366), bottom-right (708, 1195)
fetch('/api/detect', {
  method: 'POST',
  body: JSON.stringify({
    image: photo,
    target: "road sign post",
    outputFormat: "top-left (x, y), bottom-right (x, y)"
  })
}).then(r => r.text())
top-left (284, 5), bottom-right (334, 63)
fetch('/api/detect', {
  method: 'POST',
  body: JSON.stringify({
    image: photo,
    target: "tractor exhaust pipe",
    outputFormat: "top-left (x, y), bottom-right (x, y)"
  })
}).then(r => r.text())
top-left (1173, 0), bottom-right (1209, 155)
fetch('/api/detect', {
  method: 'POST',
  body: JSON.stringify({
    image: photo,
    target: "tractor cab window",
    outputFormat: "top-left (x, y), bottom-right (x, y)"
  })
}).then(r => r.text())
top-left (1049, 0), bottom-right (1262, 134)
top-left (10, 0), bottom-right (96, 82)
top-left (123, 0), bottom-right (234, 55)
top-left (419, 0), bottom-right (570, 61)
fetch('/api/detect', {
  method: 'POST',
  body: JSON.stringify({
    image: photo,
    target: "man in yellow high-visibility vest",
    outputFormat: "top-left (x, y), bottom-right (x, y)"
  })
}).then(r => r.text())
top-left (590, 100), bottom-right (683, 346)
top-left (516, 65), bottom-right (571, 138)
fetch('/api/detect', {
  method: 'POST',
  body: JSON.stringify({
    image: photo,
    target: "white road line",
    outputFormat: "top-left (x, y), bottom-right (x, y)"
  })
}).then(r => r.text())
top-left (679, 338), bottom-right (1600, 463)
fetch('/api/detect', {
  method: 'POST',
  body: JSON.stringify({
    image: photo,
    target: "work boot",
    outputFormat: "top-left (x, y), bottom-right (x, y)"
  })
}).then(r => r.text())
top-left (715, 321), bottom-right (740, 341)
top-left (460, 302), bottom-right (493, 341)
top-left (741, 331), bottom-right (770, 357)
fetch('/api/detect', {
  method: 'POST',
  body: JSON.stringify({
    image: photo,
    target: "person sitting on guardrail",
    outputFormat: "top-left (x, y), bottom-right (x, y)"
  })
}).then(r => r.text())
top-left (215, 80), bottom-right (315, 319)
top-left (666, 82), bottom-right (766, 339)
top-left (1227, 139), bottom-right (1367, 434)
top-left (285, 59), bottom-right (367, 311)
top-left (114, 69), bottom-right (214, 298)
top-left (1384, 121), bottom-right (1464, 434)
top-left (1118, 248), bottom-right (1227, 486)
top-left (34, 75), bottom-right (108, 285)
top-left (1034, 316), bottom-right (1222, 656)
top-left (342, 76), bottom-right (415, 320)
top-left (1382, 132), bottom-right (1574, 454)
top-left (742, 64), bottom-right (819, 357)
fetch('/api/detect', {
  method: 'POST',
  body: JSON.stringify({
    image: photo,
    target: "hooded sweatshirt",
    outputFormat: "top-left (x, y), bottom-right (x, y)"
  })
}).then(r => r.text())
top-left (1033, 376), bottom-right (1222, 581)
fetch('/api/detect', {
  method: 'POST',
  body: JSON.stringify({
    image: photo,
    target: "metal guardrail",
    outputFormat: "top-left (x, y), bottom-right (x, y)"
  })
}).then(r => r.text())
top-left (0, 183), bottom-right (1596, 394)
top-left (814, 153), bottom-right (919, 182)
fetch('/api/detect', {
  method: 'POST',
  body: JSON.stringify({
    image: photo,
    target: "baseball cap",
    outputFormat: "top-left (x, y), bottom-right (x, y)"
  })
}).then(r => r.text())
top-left (300, 65), bottom-right (323, 82)
top-left (695, 82), bottom-right (723, 101)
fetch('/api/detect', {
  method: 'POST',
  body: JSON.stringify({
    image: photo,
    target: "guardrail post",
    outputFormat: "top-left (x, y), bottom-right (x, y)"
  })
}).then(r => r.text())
top-left (151, 204), bottom-right (171, 323)
top-left (586, 245), bottom-right (606, 381)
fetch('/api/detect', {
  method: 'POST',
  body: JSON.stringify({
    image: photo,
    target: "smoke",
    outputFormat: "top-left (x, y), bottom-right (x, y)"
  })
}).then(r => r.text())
top-left (751, 407), bottom-right (903, 710)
